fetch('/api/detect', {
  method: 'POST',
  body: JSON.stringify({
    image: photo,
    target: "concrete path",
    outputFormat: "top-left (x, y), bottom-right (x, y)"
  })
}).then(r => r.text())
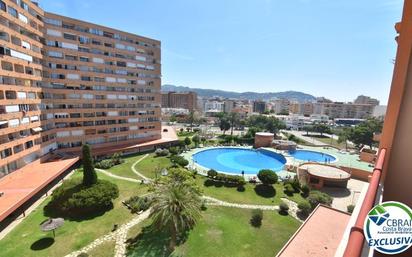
top-left (64, 209), bottom-right (151, 257)
top-left (130, 154), bottom-right (151, 182)
top-left (96, 168), bottom-right (141, 183)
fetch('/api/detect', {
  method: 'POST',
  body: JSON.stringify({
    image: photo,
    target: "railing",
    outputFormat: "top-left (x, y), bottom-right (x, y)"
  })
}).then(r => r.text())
top-left (343, 148), bottom-right (387, 257)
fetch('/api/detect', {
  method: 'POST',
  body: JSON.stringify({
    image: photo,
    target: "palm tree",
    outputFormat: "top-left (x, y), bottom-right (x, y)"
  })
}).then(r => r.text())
top-left (150, 171), bottom-right (201, 251)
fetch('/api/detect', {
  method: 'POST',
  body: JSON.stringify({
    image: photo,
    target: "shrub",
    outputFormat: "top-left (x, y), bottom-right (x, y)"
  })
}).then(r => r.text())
top-left (301, 184), bottom-right (310, 197)
top-left (284, 184), bottom-right (295, 196)
top-left (169, 147), bottom-right (179, 155)
top-left (82, 144), bottom-right (97, 186)
top-left (347, 204), bottom-right (355, 214)
top-left (212, 172), bottom-right (245, 186)
top-left (207, 169), bottom-right (218, 178)
top-left (170, 155), bottom-right (189, 167)
top-left (45, 178), bottom-right (119, 217)
top-left (184, 137), bottom-right (192, 147)
top-left (192, 135), bottom-right (200, 147)
top-left (155, 148), bottom-right (169, 157)
top-left (201, 201), bottom-right (207, 211)
top-left (95, 159), bottom-right (114, 169)
top-left (125, 195), bottom-right (153, 213)
top-left (279, 201), bottom-right (289, 215)
top-left (250, 209), bottom-right (263, 227)
top-left (257, 169), bottom-right (278, 185)
top-left (111, 152), bottom-right (123, 165)
top-left (298, 200), bottom-right (312, 217)
top-left (307, 190), bottom-right (333, 209)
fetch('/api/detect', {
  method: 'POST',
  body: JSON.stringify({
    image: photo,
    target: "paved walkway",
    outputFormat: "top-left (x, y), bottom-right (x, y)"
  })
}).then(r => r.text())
top-left (64, 209), bottom-right (151, 257)
top-left (130, 154), bottom-right (151, 182)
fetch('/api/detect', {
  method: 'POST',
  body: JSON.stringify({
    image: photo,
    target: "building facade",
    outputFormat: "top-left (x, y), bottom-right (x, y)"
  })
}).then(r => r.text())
top-left (0, 0), bottom-right (45, 177)
top-left (252, 100), bottom-right (266, 114)
top-left (161, 91), bottom-right (197, 111)
top-left (0, 1), bottom-right (161, 177)
top-left (354, 95), bottom-right (379, 106)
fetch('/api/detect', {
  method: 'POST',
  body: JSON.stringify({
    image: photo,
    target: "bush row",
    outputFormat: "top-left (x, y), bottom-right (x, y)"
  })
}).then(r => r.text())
top-left (207, 169), bottom-right (245, 185)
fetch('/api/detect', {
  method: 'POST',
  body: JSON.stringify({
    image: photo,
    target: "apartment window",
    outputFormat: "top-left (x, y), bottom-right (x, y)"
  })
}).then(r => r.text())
top-left (44, 18), bottom-right (62, 26)
top-left (91, 39), bottom-right (101, 45)
top-left (0, 31), bottom-right (9, 42)
top-left (78, 36), bottom-right (89, 44)
top-left (1, 148), bottom-right (12, 159)
top-left (1, 61), bottom-right (13, 71)
top-left (0, 1), bottom-right (6, 12)
top-left (48, 51), bottom-right (63, 58)
top-left (65, 55), bottom-right (77, 61)
top-left (79, 56), bottom-right (89, 62)
top-left (89, 28), bottom-right (103, 36)
top-left (63, 33), bottom-right (76, 40)
top-left (8, 7), bottom-right (17, 18)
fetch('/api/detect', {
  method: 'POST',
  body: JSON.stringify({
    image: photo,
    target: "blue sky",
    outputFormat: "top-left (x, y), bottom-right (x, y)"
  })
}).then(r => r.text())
top-left (39, 0), bottom-right (403, 104)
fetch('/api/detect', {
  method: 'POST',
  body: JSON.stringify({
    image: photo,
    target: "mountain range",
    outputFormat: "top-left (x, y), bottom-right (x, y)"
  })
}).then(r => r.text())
top-left (162, 84), bottom-right (317, 103)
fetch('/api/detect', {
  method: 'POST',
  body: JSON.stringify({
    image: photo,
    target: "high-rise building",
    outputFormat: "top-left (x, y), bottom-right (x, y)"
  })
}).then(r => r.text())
top-left (354, 95), bottom-right (380, 106)
top-left (161, 91), bottom-right (197, 111)
top-left (0, 0), bottom-right (162, 177)
top-left (253, 100), bottom-right (267, 114)
top-left (0, 0), bottom-right (45, 177)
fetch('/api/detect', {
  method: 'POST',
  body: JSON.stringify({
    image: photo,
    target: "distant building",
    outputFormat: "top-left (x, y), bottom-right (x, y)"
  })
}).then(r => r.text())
top-left (290, 102), bottom-right (314, 116)
top-left (161, 92), bottom-right (197, 111)
top-left (354, 95), bottom-right (380, 106)
top-left (272, 99), bottom-right (290, 114)
top-left (313, 101), bottom-right (375, 119)
top-left (372, 105), bottom-right (387, 118)
top-left (223, 99), bottom-right (236, 113)
top-left (253, 100), bottom-right (267, 114)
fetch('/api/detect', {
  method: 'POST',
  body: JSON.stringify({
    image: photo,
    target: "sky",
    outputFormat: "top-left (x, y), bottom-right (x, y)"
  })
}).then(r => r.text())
top-left (38, 0), bottom-right (404, 104)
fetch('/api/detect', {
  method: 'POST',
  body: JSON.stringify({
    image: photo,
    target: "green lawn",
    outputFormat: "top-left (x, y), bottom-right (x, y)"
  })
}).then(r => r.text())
top-left (127, 206), bottom-right (300, 257)
top-left (105, 152), bottom-right (149, 179)
top-left (132, 154), bottom-right (306, 205)
top-left (307, 135), bottom-right (353, 149)
top-left (195, 176), bottom-right (305, 205)
top-left (134, 153), bottom-right (173, 179)
top-left (0, 171), bottom-right (148, 257)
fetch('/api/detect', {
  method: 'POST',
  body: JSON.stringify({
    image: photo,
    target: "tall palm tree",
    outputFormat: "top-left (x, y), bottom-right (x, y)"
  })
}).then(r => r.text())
top-left (150, 174), bottom-right (201, 251)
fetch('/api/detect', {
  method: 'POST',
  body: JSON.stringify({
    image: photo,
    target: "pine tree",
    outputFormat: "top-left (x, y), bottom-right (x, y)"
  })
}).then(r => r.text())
top-left (82, 144), bottom-right (97, 186)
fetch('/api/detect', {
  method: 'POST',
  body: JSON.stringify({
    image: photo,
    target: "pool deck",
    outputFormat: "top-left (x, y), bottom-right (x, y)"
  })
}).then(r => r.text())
top-left (182, 144), bottom-right (373, 180)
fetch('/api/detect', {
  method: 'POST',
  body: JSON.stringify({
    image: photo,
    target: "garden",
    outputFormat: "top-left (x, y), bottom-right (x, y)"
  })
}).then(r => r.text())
top-left (0, 140), bottom-right (333, 257)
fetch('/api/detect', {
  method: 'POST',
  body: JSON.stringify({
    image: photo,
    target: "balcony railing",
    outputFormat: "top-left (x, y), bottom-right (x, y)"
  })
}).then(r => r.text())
top-left (343, 148), bottom-right (387, 257)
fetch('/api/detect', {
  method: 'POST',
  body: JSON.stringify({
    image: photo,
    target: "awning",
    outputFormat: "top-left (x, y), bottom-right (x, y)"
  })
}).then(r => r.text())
top-left (31, 127), bottom-right (43, 133)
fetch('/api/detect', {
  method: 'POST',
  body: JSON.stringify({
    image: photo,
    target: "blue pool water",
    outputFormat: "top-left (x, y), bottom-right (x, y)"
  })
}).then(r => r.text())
top-left (288, 150), bottom-right (336, 163)
top-left (192, 148), bottom-right (286, 175)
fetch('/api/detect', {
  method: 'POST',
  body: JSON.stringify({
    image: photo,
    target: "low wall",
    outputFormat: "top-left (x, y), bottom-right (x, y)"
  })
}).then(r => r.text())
top-left (340, 166), bottom-right (371, 182)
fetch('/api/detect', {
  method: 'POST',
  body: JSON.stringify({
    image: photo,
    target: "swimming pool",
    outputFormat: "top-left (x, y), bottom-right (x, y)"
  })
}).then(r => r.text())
top-left (192, 148), bottom-right (286, 175)
top-left (288, 149), bottom-right (336, 163)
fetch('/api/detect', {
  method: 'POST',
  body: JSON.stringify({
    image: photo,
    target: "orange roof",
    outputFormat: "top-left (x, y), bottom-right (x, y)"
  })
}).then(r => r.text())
top-left (0, 157), bottom-right (79, 222)
top-left (276, 205), bottom-right (350, 257)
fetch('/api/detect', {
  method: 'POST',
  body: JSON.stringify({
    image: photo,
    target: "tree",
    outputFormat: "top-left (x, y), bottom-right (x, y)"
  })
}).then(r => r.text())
top-left (257, 169), bottom-right (278, 185)
top-left (82, 144), bottom-right (97, 186)
top-left (348, 118), bottom-right (383, 149)
top-left (169, 114), bottom-right (177, 123)
top-left (229, 112), bottom-right (239, 136)
top-left (192, 134), bottom-right (200, 147)
top-left (302, 125), bottom-right (313, 136)
top-left (184, 137), bottom-right (192, 148)
top-left (219, 117), bottom-right (231, 135)
top-left (312, 123), bottom-right (331, 136)
top-left (150, 169), bottom-right (201, 251)
top-left (337, 128), bottom-right (350, 150)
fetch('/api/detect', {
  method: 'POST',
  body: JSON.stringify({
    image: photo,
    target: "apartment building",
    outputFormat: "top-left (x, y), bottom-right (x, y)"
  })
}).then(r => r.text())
top-left (161, 91), bottom-right (197, 111)
top-left (313, 101), bottom-right (375, 119)
top-left (252, 100), bottom-right (267, 114)
top-left (271, 98), bottom-right (290, 114)
top-left (0, 0), bottom-right (45, 177)
top-left (354, 95), bottom-right (380, 106)
top-left (0, 0), bottom-right (162, 178)
top-left (289, 102), bottom-right (314, 116)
